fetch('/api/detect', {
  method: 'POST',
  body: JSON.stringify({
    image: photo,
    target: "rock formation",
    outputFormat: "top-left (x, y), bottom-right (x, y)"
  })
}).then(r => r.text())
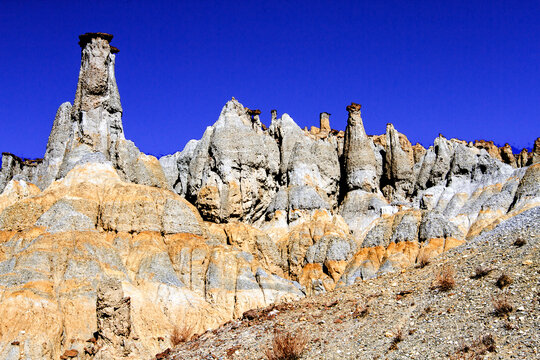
top-left (0, 33), bottom-right (168, 194)
top-left (0, 33), bottom-right (539, 359)
top-left (320, 112), bottom-right (331, 133)
top-left (343, 103), bottom-right (379, 193)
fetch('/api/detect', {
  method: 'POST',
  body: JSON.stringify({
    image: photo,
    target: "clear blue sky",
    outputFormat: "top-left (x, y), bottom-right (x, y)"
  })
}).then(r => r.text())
top-left (1, 0), bottom-right (539, 158)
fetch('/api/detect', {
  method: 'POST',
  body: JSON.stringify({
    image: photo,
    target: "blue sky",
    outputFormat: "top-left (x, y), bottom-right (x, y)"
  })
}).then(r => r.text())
top-left (1, 0), bottom-right (539, 158)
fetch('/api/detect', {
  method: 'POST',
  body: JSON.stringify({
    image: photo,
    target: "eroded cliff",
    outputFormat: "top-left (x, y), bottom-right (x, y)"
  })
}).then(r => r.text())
top-left (0, 33), bottom-right (538, 359)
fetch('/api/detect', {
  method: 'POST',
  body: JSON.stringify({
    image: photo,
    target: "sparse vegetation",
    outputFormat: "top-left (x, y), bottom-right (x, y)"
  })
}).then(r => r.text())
top-left (265, 331), bottom-right (308, 360)
top-left (451, 333), bottom-right (496, 359)
top-left (471, 266), bottom-right (492, 279)
top-left (416, 252), bottom-right (431, 268)
top-left (389, 329), bottom-right (403, 351)
top-left (493, 294), bottom-right (513, 317)
top-left (435, 264), bottom-right (456, 291)
top-left (504, 320), bottom-right (516, 330)
top-left (352, 301), bottom-right (369, 318)
top-left (513, 237), bottom-right (526, 247)
top-left (496, 274), bottom-right (513, 289)
top-left (171, 324), bottom-right (194, 347)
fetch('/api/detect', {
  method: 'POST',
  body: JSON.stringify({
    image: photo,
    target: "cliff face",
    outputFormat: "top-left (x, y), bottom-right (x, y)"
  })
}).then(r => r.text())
top-left (0, 33), bottom-right (539, 359)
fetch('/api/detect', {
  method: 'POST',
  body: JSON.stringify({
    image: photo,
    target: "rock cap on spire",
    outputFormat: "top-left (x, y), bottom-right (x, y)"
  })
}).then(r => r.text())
top-left (346, 102), bottom-right (362, 112)
top-left (78, 32), bottom-right (114, 48)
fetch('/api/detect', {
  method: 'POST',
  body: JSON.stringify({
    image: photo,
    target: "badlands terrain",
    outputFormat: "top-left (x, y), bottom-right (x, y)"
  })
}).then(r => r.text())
top-left (0, 33), bottom-right (538, 359)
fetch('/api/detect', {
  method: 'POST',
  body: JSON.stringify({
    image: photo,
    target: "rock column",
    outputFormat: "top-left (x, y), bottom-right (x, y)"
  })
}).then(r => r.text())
top-left (72, 32), bottom-right (124, 156)
top-left (320, 112), bottom-right (331, 132)
top-left (384, 123), bottom-right (415, 200)
top-left (343, 103), bottom-right (378, 192)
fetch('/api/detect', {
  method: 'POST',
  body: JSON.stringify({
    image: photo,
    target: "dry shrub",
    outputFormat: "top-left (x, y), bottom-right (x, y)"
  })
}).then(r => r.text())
top-left (265, 331), bottom-right (308, 360)
top-left (504, 320), bottom-right (516, 330)
top-left (495, 274), bottom-right (513, 289)
top-left (352, 301), bottom-right (369, 318)
top-left (170, 324), bottom-right (194, 347)
top-left (435, 264), bottom-right (456, 291)
top-left (389, 329), bottom-right (403, 351)
top-left (416, 252), bottom-right (431, 268)
top-left (513, 237), bottom-right (526, 247)
top-left (451, 333), bottom-right (496, 359)
top-left (493, 295), bottom-right (513, 317)
top-left (471, 266), bottom-right (492, 279)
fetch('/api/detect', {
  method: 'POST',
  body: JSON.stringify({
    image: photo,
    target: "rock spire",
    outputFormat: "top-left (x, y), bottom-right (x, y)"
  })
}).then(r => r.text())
top-left (71, 32), bottom-right (124, 155)
top-left (0, 33), bottom-right (169, 192)
top-left (343, 103), bottom-right (378, 192)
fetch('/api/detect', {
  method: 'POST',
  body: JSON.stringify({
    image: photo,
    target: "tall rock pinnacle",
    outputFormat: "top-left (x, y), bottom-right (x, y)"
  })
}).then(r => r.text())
top-left (343, 103), bottom-right (378, 192)
top-left (384, 123), bottom-right (415, 200)
top-left (72, 32), bottom-right (124, 155)
top-left (0, 33), bottom-right (169, 192)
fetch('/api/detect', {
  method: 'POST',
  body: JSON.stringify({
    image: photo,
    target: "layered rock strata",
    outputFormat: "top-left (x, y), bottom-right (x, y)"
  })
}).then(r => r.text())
top-left (0, 162), bottom-right (303, 359)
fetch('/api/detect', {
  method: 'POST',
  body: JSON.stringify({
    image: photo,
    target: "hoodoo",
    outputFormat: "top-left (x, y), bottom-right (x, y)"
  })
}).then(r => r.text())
top-left (343, 102), bottom-right (379, 193)
top-left (0, 33), bottom-right (169, 193)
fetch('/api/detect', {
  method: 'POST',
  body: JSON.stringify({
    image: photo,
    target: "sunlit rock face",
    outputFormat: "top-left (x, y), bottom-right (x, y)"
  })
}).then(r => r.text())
top-left (0, 162), bottom-right (304, 359)
top-left (0, 33), bottom-right (539, 359)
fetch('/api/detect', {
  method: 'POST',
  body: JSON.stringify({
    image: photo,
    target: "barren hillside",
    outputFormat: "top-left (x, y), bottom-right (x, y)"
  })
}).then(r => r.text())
top-left (167, 207), bottom-right (539, 360)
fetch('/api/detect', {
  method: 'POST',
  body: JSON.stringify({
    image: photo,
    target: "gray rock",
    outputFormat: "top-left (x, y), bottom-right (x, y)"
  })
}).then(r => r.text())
top-left (384, 123), bottom-right (415, 199)
top-left (0, 153), bottom-right (42, 194)
top-left (361, 217), bottom-right (393, 247)
top-left (0, 33), bottom-right (169, 192)
top-left (339, 189), bottom-right (389, 235)
top-left (343, 103), bottom-right (378, 192)
top-left (235, 265), bottom-right (259, 291)
top-left (35, 201), bottom-right (95, 233)
top-left (138, 253), bottom-right (184, 287)
top-left (34, 102), bottom-right (73, 189)
top-left (159, 139), bottom-right (199, 195)
top-left (287, 138), bottom-right (340, 203)
top-left (511, 163), bottom-right (540, 211)
top-left (305, 235), bottom-right (356, 263)
top-left (265, 185), bottom-right (331, 217)
top-left (391, 213), bottom-right (420, 243)
top-left (429, 136), bottom-right (454, 186)
top-left (183, 99), bottom-right (281, 223)
top-left (162, 198), bottom-right (203, 235)
top-left (268, 113), bottom-right (306, 184)
top-left (418, 212), bottom-right (459, 242)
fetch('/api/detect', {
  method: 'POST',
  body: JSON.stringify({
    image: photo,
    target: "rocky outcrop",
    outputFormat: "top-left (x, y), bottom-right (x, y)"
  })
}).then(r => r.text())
top-left (319, 112), bottom-right (331, 133)
top-left (0, 33), bottom-right (168, 194)
top-left (533, 137), bottom-right (540, 164)
top-left (182, 99), bottom-right (281, 223)
top-left (0, 162), bottom-right (304, 359)
top-left (89, 279), bottom-right (135, 359)
top-left (0, 153), bottom-right (43, 193)
top-left (472, 139), bottom-right (540, 168)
